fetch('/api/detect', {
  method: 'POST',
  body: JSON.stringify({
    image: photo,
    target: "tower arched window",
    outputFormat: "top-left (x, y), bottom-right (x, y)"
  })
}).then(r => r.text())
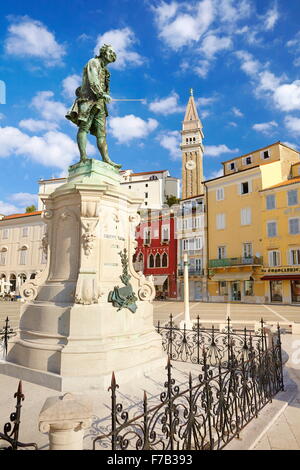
top-left (155, 253), bottom-right (161, 268)
top-left (162, 253), bottom-right (168, 267)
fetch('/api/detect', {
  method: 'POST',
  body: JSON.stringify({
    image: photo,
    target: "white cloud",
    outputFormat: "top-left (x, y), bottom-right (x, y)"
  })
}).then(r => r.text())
top-left (252, 121), bottom-right (278, 134)
top-left (228, 121), bottom-right (238, 127)
top-left (273, 81), bottom-right (300, 111)
top-left (232, 107), bottom-right (243, 117)
top-left (194, 60), bottom-right (211, 78)
top-left (158, 130), bottom-right (181, 160)
top-left (152, 0), bottom-right (215, 50)
top-left (204, 144), bottom-right (238, 157)
top-left (10, 192), bottom-right (38, 206)
top-left (200, 34), bottom-right (232, 59)
top-left (284, 116), bottom-right (300, 134)
top-left (94, 28), bottom-right (144, 69)
top-left (218, 0), bottom-right (251, 24)
top-left (0, 126), bottom-right (95, 169)
top-left (62, 74), bottom-right (81, 100)
top-left (282, 141), bottom-right (299, 151)
top-left (148, 92), bottom-right (185, 115)
top-left (19, 119), bottom-right (59, 132)
top-left (206, 168), bottom-right (223, 180)
top-left (235, 50), bottom-right (260, 76)
top-left (5, 17), bottom-right (65, 66)
top-left (108, 115), bottom-right (158, 143)
top-left (0, 201), bottom-right (20, 215)
top-left (263, 3), bottom-right (279, 31)
top-left (31, 91), bottom-right (67, 121)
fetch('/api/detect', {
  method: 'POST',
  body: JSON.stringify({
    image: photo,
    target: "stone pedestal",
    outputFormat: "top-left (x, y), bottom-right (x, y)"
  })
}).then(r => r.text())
top-left (3, 159), bottom-right (165, 390)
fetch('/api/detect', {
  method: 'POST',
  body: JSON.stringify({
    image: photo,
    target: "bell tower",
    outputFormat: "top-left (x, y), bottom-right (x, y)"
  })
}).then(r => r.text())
top-left (181, 89), bottom-right (204, 199)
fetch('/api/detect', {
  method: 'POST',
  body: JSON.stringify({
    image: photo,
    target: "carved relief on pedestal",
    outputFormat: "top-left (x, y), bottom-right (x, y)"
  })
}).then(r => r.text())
top-left (81, 220), bottom-right (98, 256)
top-left (81, 200), bottom-right (100, 218)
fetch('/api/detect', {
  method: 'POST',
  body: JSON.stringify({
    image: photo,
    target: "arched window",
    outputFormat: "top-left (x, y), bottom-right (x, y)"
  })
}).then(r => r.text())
top-left (155, 253), bottom-right (161, 268)
top-left (19, 246), bottom-right (28, 265)
top-left (30, 273), bottom-right (36, 279)
top-left (149, 175), bottom-right (158, 181)
top-left (9, 274), bottom-right (16, 292)
top-left (149, 254), bottom-right (154, 268)
top-left (138, 252), bottom-right (144, 263)
top-left (162, 253), bottom-right (168, 267)
top-left (0, 247), bottom-right (7, 265)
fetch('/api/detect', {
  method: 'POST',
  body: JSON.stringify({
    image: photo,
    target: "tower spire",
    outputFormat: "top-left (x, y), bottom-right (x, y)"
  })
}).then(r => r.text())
top-left (180, 90), bottom-right (204, 199)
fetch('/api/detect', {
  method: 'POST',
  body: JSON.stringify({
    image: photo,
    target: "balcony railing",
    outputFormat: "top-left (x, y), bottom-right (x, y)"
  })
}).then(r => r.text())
top-left (178, 268), bottom-right (204, 276)
top-left (209, 256), bottom-right (263, 268)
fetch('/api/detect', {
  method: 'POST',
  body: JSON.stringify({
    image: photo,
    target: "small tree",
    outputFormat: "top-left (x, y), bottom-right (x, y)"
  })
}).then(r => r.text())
top-left (165, 195), bottom-right (180, 207)
top-left (25, 205), bottom-right (37, 213)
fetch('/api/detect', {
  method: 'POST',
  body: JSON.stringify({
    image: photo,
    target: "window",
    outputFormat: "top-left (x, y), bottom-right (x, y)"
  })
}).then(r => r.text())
top-left (268, 250), bottom-right (281, 267)
top-left (244, 155), bottom-right (252, 165)
top-left (19, 246), bottom-right (28, 265)
top-left (145, 184), bottom-right (148, 187)
top-left (149, 254), bottom-right (154, 268)
top-left (195, 238), bottom-right (202, 250)
top-left (2, 229), bottom-right (8, 239)
top-left (244, 280), bottom-right (254, 296)
top-left (270, 280), bottom-right (282, 302)
top-left (22, 226), bottom-right (29, 237)
top-left (261, 149), bottom-right (270, 160)
top-left (267, 221), bottom-right (277, 237)
top-left (241, 208), bottom-right (251, 225)
top-left (288, 190), bottom-right (298, 206)
top-left (243, 243), bottom-right (252, 258)
top-left (266, 194), bottom-right (275, 210)
top-left (0, 248), bottom-right (7, 265)
top-left (195, 258), bottom-right (202, 272)
top-left (193, 216), bottom-right (201, 229)
top-left (145, 192), bottom-right (148, 199)
top-left (216, 213), bottom-right (225, 230)
top-left (149, 175), bottom-right (158, 180)
top-left (289, 249), bottom-right (300, 265)
top-left (155, 253), bottom-right (161, 267)
top-left (240, 182), bottom-right (249, 194)
top-left (129, 185), bottom-right (131, 189)
top-left (289, 218), bottom-right (300, 235)
top-left (144, 229), bottom-right (151, 245)
top-left (218, 246), bottom-right (226, 259)
top-left (183, 239), bottom-right (189, 251)
top-left (162, 253), bottom-right (168, 267)
top-left (162, 226), bottom-right (170, 242)
top-left (216, 188), bottom-right (224, 201)
top-left (229, 162), bottom-right (236, 171)
top-left (219, 281), bottom-right (228, 296)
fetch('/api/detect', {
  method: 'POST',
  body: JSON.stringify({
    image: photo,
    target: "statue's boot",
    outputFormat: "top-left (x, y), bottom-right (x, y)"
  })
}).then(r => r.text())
top-left (98, 140), bottom-right (122, 169)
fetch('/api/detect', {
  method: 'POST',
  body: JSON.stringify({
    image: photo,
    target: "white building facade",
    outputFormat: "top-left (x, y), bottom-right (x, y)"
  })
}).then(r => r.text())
top-left (0, 211), bottom-right (46, 295)
top-left (38, 169), bottom-right (180, 211)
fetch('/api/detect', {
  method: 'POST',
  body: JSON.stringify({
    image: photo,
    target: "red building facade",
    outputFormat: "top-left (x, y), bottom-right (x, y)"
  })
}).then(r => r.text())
top-left (133, 209), bottom-right (177, 299)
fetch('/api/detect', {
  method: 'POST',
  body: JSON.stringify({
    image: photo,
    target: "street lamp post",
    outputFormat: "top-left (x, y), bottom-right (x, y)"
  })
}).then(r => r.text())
top-left (180, 253), bottom-right (193, 330)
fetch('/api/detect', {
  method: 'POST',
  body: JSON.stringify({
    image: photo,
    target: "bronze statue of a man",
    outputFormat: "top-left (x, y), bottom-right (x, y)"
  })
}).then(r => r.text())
top-left (66, 44), bottom-right (121, 169)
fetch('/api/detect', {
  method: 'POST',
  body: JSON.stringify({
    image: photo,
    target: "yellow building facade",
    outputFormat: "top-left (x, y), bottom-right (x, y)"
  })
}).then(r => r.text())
top-left (205, 142), bottom-right (300, 304)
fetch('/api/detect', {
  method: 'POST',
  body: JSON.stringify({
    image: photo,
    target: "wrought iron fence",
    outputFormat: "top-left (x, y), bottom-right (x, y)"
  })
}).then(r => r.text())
top-left (0, 317), bottom-right (16, 359)
top-left (0, 381), bottom-right (38, 450)
top-left (93, 331), bottom-right (284, 450)
top-left (156, 315), bottom-right (270, 367)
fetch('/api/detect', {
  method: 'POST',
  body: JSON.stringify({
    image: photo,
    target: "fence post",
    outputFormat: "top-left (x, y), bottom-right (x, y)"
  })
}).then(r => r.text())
top-left (276, 323), bottom-right (284, 391)
top-left (39, 393), bottom-right (92, 450)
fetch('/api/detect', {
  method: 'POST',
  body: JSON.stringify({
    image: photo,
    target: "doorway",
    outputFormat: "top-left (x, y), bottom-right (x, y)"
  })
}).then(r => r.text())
top-left (231, 281), bottom-right (241, 301)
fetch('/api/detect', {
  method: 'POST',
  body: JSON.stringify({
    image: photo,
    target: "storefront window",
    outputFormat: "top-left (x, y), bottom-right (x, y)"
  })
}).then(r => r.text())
top-left (270, 280), bottom-right (283, 302)
top-left (219, 281), bottom-right (228, 296)
top-left (244, 280), bottom-right (254, 296)
top-left (291, 280), bottom-right (300, 303)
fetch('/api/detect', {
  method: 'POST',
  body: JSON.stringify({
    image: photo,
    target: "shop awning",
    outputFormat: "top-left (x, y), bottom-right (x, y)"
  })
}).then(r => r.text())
top-left (261, 275), bottom-right (300, 281)
top-left (212, 272), bottom-right (253, 282)
top-left (153, 275), bottom-right (168, 286)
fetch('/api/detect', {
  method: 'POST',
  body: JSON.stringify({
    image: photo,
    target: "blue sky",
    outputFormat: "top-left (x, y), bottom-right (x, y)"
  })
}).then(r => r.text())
top-left (1, 0), bottom-right (300, 213)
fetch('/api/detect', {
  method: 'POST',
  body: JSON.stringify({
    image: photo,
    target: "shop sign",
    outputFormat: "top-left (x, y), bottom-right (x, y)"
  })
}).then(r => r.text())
top-left (261, 266), bottom-right (300, 273)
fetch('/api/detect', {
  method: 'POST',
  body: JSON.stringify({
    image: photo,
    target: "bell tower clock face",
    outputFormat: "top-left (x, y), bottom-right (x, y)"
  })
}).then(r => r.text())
top-left (185, 160), bottom-right (196, 171)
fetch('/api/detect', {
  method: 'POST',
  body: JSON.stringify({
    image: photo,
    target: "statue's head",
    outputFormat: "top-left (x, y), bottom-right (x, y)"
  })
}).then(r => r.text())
top-left (98, 44), bottom-right (116, 63)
